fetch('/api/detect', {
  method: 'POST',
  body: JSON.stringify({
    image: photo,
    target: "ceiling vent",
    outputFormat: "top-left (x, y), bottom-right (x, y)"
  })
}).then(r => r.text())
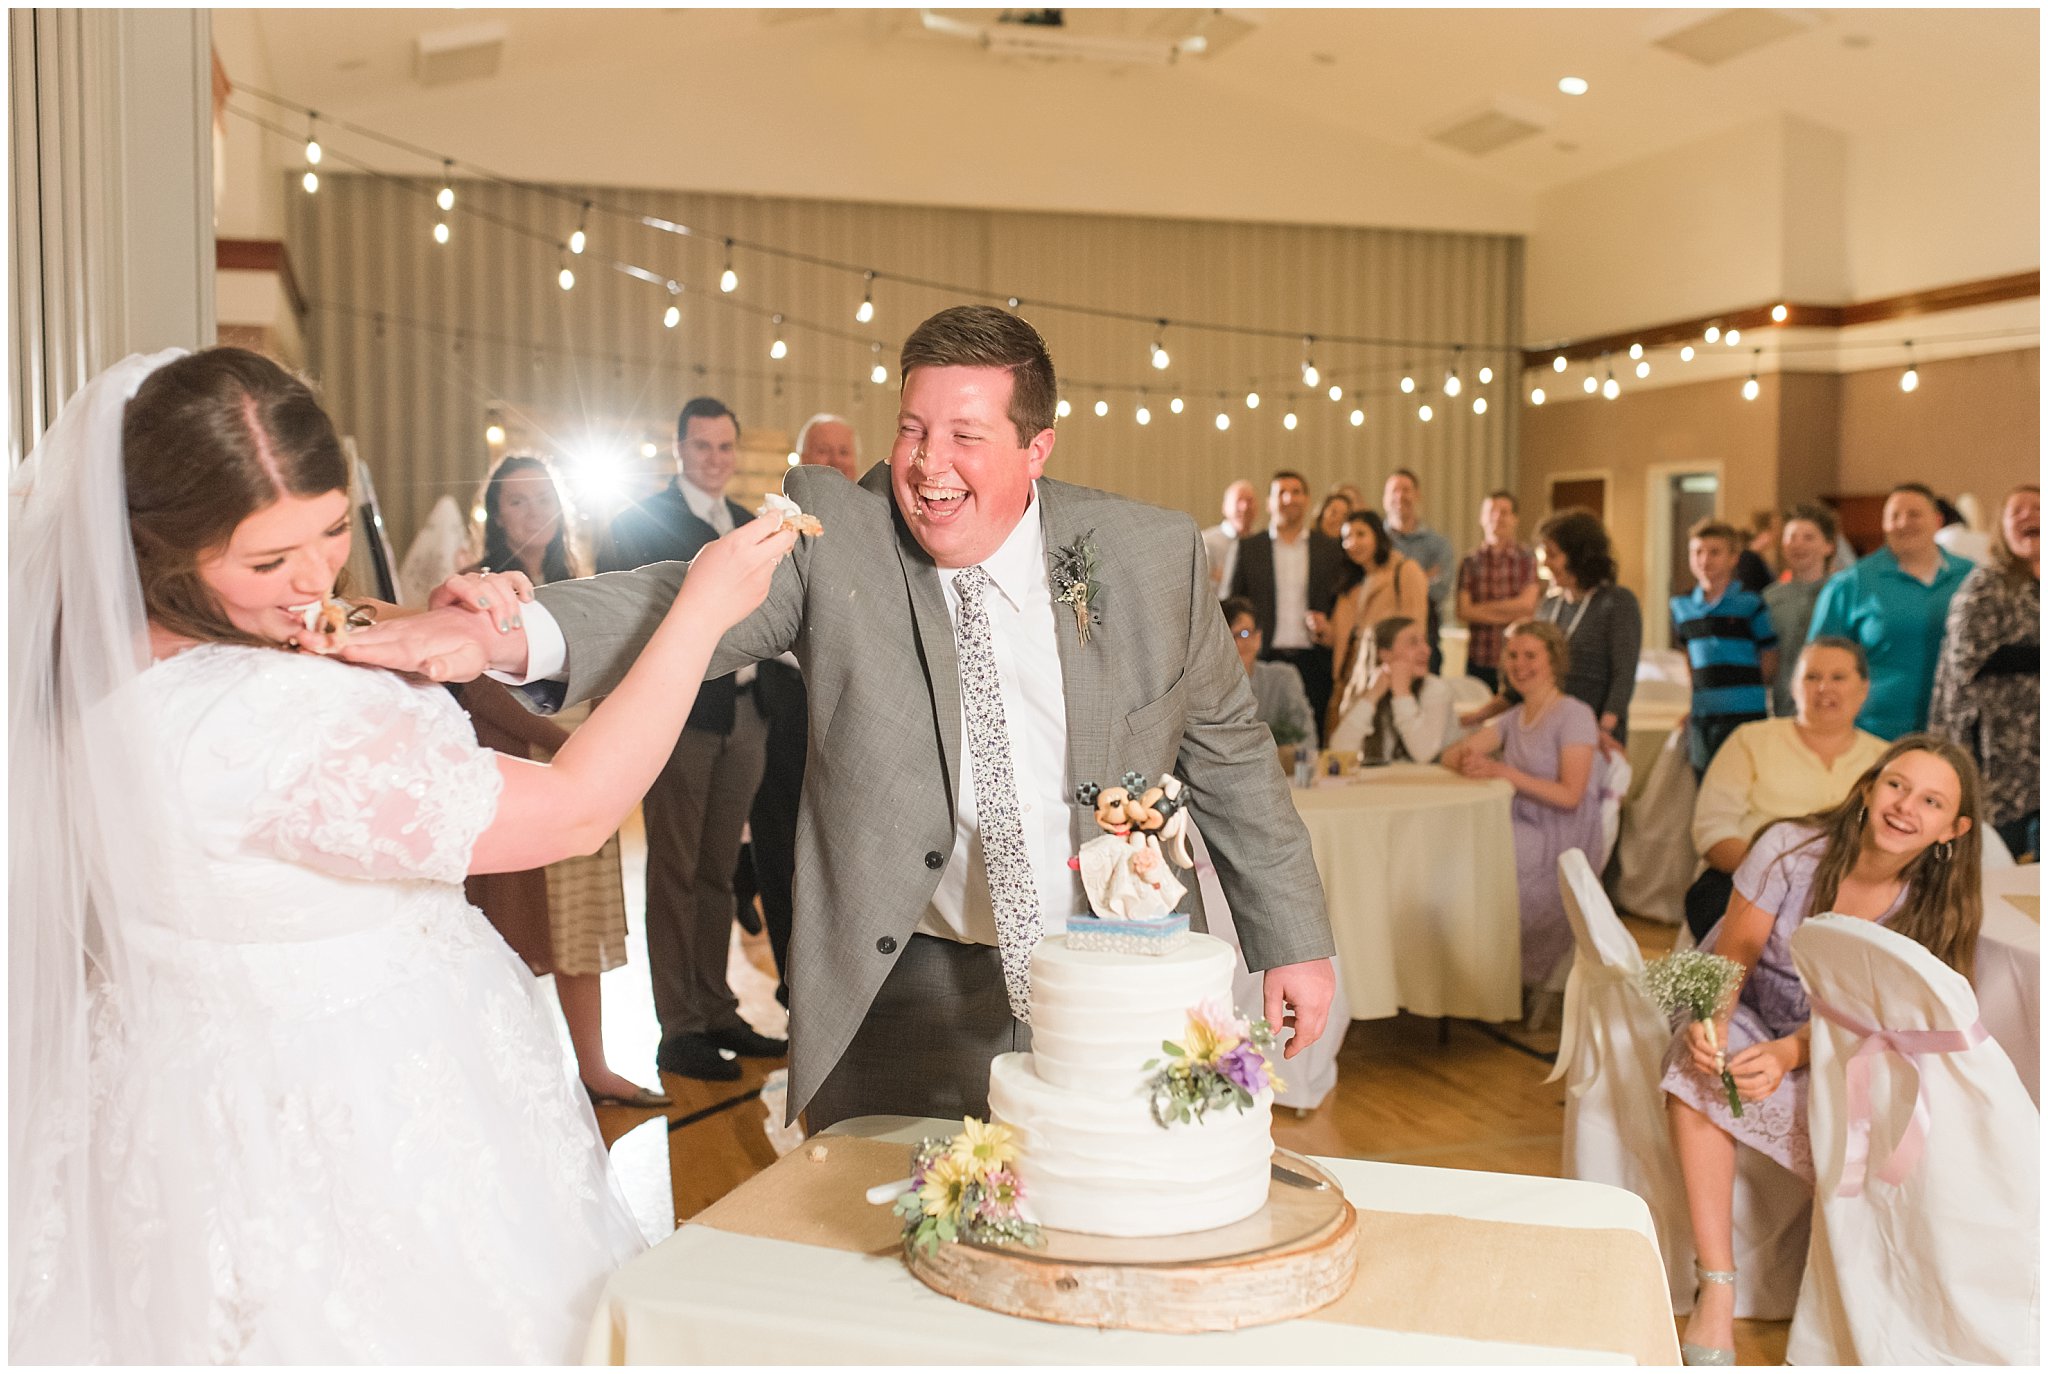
top-left (413, 22), bottom-right (506, 87)
top-left (1650, 9), bottom-right (1820, 66)
top-left (1427, 100), bottom-right (1547, 158)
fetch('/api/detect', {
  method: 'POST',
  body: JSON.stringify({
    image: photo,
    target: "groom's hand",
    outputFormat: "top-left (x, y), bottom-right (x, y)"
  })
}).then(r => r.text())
top-left (1263, 958), bottom-right (1336, 1058)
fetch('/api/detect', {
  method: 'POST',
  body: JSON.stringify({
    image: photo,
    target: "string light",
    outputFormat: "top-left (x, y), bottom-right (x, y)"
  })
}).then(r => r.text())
top-left (1602, 359), bottom-right (1620, 400)
top-left (1725, 328), bottom-right (1742, 346)
top-left (1552, 355), bottom-right (1567, 373)
top-left (569, 202), bottom-right (590, 255)
top-left (1704, 323), bottom-right (1722, 344)
top-left (1742, 349), bottom-right (1761, 401)
top-left (557, 253), bottom-right (575, 292)
top-left (642, 442), bottom-right (659, 459)
top-left (1771, 303), bottom-right (1789, 323)
top-left (663, 280), bottom-right (682, 329)
top-left (870, 342), bottom-right (888, 384)
top-left (433, 219), bottom-right (449, 245)
top-left (1150, 320), bottom-right (1171, 370)
top-left (1170, 396), bottom-right (1184, 415)
top-left (1094, 399), bottom-right (1109, 417)
top-left (304, 112), bottom-right (321, 166)
top-left (1635, 360), bottom-right (1650, 378)
top-left (1900, 340), bottom-right (1919, 393)
top-left (1443, 347), bottom-right (1463, 397)
top-left (1348, 408), bottom-right (1365, 427)
top-left (769, 314), bottom-right (788, 360)
top-left (1214, 411), bottom-right (1230, 431)
top-left (1530, 387), bottom-right (1546, 406)
top-left (1418, 404), bottom-right (1434, 422)
top-left (1680, 345), bottom-right (1696, 362)
top-left (1300, 336), bottom-right (1319, 388)
top-left (1245, 389), bottom-right (1260, 409)
top-left (436, 160), bottom-right (455, 212)
top-left (485, 423), bottom-right (506, 445)
top-left (1582, 375), bottom-right (1598, 394)
top-left (1628, 343), bottom-right (1643, 360)
top-left (1056, 397), bottom-right (1073, 419)
top-left (1472, 396), bottom-right (1488, 415)
top-left (856, 271), bottom-right (876, 324)
top-left (1478, 365), bottom-right (1494, 384)
top-left (1283, 410), bottom-right (1298, 431)
top-left (1136, 398), bottom-right (1152, 426)
top-left (1399, 363), bottom-right (1416, 394)
top-left (719, 239), bottom-right (738, 293)
top-left (302, 168), bottom-right (318, 194)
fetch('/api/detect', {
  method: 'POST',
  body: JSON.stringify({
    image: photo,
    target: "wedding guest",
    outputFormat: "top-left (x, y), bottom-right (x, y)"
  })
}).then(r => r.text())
top-left (1455, 489), bottom-right (1540, 692)
top-left (1224, 596), bottom-right (1317, 753)
top-left (602, 397), bottom-right (785, 1081)
top-left (9, 347), bottom-right (793, 1361)
top-left (1662, 736), bottom-right (1983, 1364)
top-left (1684, 638), bottom-right (1887, 939)
top-left (1735, 509), bottom-right (1776, 593)
top-left (1333, 481), bottom-right (1365, 509)
top-left (1466, 509), bottom-right (1640, 755)
top-left (1808, 482), bottom-right (1972, 740)
top-left (1202, 478), bottom-right (1256, 597)
top-left (1315, 491), bottom-right (1352, 541)
top-left (793, 411), bottom-right (859, 479)
top-left (1441, 621), bottom-right (1602, 986)
top-left (1230, 469), bottom-right (1346, 730)
top-left (1929, 483), bottom-right (2040, 860)
top-left (457, 456), bottom-right (669, 1108)
top-left (1671, 519), bottom-right (1777, 776)
top-left (1328, 508), bottom-right (1428, 736)
top-left (1328, 616), bottom-right (1459, 763)
top-left (1383, 468), bottom-right (1454, 672)
top-left (1763, 503), bottom-right (1839, 716)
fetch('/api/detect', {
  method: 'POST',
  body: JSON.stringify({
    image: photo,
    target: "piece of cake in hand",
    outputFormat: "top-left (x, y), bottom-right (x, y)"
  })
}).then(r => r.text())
top-left (757, 492), bottom-right (823, 537)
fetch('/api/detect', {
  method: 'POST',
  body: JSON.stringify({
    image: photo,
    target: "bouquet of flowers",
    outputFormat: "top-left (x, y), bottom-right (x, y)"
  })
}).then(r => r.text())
top-left (1143, 996), bottom-right (1284, 1127)
top-left (890, 1118), bottom-right (1043, 1255)
top-left (1638, 949), bottom-right (1747, 1118)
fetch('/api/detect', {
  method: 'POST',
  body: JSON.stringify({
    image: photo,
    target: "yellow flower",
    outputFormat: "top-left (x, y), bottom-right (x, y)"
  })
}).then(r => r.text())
top-left (1181, 1005), bottom-right (1242, 1066)
top-left (949, 1116), bottom-right (1017, 1171)
top-left (917, 1152), bottom-right (973, 1218)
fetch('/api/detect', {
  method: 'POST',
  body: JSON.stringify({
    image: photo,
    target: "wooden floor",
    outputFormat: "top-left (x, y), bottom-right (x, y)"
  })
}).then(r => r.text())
top-left (578, 815), bottom-right (1788, 1365)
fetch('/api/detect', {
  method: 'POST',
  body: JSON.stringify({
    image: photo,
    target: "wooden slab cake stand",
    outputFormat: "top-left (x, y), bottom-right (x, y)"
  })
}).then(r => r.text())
top-left (905, 1150), bottom-right (1358, 1332)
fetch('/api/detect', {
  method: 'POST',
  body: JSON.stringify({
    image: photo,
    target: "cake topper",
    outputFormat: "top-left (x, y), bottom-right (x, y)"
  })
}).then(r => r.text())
top-left (1066, 772), bottom-right (1195, 953)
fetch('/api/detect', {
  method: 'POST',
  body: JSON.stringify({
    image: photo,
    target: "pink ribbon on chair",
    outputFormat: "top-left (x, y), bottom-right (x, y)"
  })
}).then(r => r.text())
top-left (1807, 995), bottom-right (1989, 1199)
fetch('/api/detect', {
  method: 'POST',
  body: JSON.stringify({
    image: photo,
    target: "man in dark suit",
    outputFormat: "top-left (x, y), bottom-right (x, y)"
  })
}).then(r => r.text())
top-left (601, 396), bottom-right (786, 1080)
top-left (1228, 469), bottom-right (1346, 731)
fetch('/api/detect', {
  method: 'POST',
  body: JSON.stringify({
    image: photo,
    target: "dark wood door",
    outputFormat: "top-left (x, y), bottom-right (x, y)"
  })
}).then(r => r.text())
top-left (1548, 477), bottom-right (1607, 522)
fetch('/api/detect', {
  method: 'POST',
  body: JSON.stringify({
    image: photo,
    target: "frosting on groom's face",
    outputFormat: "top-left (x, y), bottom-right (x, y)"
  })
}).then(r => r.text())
top-left (890, 365), bottom-right (1053, 569)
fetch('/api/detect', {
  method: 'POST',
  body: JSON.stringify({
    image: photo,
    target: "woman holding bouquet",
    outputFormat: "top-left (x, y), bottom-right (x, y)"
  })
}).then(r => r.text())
top-left (1661, 735), bottom-right (1984, 1364)
top-left (9, 348), bottom-right (795, 1362)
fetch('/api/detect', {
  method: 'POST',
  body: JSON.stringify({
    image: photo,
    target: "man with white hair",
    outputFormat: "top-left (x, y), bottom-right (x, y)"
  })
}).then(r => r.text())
top-left (796, 413), bottom-right (860, 479)
top-left (1203, 479), bottom-right (1256, 597)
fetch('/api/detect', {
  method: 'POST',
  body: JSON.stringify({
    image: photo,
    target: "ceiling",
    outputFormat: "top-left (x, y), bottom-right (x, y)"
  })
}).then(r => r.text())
top-left (234, 7), bottom-right (2038, 234)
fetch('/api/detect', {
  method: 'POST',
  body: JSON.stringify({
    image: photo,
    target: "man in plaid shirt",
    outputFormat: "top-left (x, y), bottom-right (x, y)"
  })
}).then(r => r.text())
top-left (1454, 490), bottom-right (1540, 690)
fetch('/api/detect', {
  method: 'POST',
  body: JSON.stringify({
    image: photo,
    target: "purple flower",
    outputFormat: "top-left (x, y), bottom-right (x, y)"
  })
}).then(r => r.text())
top-left (1217, 1042), bottom-right (1270, 1096)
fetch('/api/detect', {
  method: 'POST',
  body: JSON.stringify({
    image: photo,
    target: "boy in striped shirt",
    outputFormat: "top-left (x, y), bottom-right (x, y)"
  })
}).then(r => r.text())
top-left (1672, 519), bottom-right (1778, 776)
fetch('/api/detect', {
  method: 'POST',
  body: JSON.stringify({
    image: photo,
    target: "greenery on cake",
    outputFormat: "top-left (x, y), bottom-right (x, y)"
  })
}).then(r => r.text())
top-left (893, 1118), bottom-right (1044, 1254)
top-left (1143, 996), bottom-right (1284, 1126)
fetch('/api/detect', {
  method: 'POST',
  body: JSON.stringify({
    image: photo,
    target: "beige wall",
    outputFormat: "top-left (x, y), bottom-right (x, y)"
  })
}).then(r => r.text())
top-left (1838, 348), bottom-right (2040, 501)
top-left (288, 175), bottom-right (1520, 555)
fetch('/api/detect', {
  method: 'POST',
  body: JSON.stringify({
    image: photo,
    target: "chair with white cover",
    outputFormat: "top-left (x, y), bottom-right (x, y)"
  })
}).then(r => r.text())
top-left (1547, 849), bottom-right (1808, 1318)
top-left (1613, 725), bottom-right (1695, 926)
top-left (1787, 915), bottom-right (2040, 1365)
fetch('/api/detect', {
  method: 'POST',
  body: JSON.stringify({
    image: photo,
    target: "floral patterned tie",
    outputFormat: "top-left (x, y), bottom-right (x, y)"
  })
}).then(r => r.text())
top-left (952, 565), bottom-right (1042, 1024)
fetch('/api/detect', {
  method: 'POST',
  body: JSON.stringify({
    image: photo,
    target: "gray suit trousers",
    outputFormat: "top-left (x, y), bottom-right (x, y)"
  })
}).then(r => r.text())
top-left (802, 935), bottom-right (1028, 1131)
top-left (642, 694), bottom-right (767, 1039)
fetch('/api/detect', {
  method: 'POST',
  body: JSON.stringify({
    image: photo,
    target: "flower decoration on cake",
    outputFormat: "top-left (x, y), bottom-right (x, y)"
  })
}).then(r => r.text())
top-left (1068, 772), bottom-right (1196, 953)
top-left (891, 1118), bottom-right (1043, 1254)
top-left (1144, 995), bottom-right (1284, 1126)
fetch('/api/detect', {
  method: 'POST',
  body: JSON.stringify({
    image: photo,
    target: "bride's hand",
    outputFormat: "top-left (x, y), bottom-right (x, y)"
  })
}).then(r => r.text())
top-left (675, 515), bottom-right (798, 631)
top-left (432, 569), bottom-right (536, 632)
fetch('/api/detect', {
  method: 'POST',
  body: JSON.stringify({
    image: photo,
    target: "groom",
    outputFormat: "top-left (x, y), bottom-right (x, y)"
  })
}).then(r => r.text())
top-left (351, 306), bottom-right (1336, 1128)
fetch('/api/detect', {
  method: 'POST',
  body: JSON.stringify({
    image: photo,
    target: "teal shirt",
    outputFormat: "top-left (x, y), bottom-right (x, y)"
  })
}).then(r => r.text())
top-left (1807, 547), bottom-right (1972, 739)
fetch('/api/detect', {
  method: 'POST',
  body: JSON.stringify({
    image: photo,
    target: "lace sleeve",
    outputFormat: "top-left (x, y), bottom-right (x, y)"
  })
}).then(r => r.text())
top-left (180, 652), bottom-right (505, 884)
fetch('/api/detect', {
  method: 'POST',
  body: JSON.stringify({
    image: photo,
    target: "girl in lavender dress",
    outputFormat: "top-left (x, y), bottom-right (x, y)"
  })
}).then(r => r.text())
top-left (1662, 735), bottom-right (1985, 1364)
top-left (1441, 620), bottom-right (1604, 986)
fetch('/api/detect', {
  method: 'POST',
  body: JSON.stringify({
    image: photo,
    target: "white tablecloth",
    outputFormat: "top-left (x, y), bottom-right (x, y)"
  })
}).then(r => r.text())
top-left (582, 1117), bottom-right (1670, 1365)
top-left (1978, 864), bottom-right (2039, 1102)
top-left (1291, 764), bottom-right (1521, 1023)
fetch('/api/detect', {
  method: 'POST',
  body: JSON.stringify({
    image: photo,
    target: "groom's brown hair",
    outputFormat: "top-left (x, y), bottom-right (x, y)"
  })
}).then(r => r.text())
top-left (898, 305), bottom-right (1057, 446)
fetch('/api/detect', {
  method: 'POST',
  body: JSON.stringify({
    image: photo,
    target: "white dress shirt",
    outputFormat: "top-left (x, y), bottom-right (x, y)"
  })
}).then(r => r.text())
top-left (1202, 521), bottom-right (1240, 598)
top-left (677, 477), bottom-right (755, 686)
top-left (1268, 528), bottom-right (1313, 650)
top-left (499, 486), bottom-right (1083, 942)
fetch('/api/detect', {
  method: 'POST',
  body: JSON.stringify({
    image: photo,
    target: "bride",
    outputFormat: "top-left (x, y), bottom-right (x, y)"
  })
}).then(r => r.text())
top-left (9, 348), bottom-right (794, 1362)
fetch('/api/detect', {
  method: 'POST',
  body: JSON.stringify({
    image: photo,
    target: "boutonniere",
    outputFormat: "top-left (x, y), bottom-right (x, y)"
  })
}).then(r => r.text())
top-left (1051, 534), bottom-right (1103, 646)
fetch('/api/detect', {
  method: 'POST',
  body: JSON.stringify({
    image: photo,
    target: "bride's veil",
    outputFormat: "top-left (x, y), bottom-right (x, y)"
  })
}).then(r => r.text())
top-left (9, 349), bottom-right (185, 1359)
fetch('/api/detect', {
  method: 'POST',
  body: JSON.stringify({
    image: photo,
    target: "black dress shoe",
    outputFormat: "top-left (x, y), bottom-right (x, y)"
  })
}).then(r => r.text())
top-left (706, 1025), bottom-right (788, 1058)
top-left (656, 1033), bottom-right (742, 1081)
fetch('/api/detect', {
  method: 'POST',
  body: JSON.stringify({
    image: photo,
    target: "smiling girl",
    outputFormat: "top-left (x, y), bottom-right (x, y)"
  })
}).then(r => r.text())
top-left (1661, 734), bottom-right (1985, 1363)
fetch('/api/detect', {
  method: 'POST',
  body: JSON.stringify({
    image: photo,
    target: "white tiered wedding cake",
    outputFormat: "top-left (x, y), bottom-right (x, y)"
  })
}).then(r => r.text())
top-left (986, 933), bottom-right (1274, 1238)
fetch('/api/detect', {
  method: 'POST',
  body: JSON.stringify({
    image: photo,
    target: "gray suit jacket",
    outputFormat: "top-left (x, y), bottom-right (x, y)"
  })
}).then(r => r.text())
top-left (531, 464), bottom-right (1334, 1117)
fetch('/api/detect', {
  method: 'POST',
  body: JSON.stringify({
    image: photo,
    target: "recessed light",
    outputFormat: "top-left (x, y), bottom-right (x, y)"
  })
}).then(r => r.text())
top-left (1558, 76), bottom-right (1589, 96)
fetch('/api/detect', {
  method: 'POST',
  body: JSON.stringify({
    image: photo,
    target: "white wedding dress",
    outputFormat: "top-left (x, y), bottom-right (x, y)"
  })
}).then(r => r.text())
top-left (86, 642), bottom-right (644, 1362)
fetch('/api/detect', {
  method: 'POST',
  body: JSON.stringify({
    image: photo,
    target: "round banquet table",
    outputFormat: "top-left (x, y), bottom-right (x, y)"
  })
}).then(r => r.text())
top-left (1978, 863), bottom-right (2040, 1103)
top-left (1290, 763), bottom-right (1522, 1024)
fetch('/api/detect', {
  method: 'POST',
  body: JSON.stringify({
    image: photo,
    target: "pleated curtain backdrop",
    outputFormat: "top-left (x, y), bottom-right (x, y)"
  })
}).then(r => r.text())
top-left (287, 174), bottom-right (1520, 557)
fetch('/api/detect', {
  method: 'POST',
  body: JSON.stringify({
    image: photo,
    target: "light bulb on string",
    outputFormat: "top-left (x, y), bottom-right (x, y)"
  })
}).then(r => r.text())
top-left (870, 342), bottom-right (888, 385)
top-left (1327, 384), bottom-right (1343, 403)
top-left (1170, 396), bottom-right (1184, 415)
top-left (1443, 347), bottom-right (1463, 397)
top-left (1602, 376), bottom-right (1620, 401)
top-left (302, 169), bottom-right (319, 194)
top-left (768, 314), bottom-right (788, 360)
top-left (1899, 340), bottom-right (1918, 393)
top-left (1399, 364), bottom-right (1416, 394)
top-left (436, 160), bottom-right (455, 213)
top-left (1349, 408), bottom-right (1365, 427)
top-left (1742, 350), bottom-right (1762, 401)
top-left (1283, 410), bottom-right (1298, 431)
top-left (557, 253), bottom-right (575, 292)
top-left (1478, 365), bottom-right (1493, 384)
top-left (1300, 336), bottom-right (1319, 388)
top-left (1582, 375), bottom-right (1598, 394)
top-left (304, 112), bottom-right (321, 166)
top-left (485, 423), bottom-right (506, 445)
top-left (1245, 389), bottom-right (1260, 409)
top-left (1094, 399), bottom-right (1109, 418)
top-left (1552, 355), bottom-right (1567, 373)
top-left (1704, 323), bottom-right (1721, 344)
top-left (1725, 328), bottom-right (1742, 347)
top-left (433, 220), bottom-right (449, 245)
top-left (1055, 397), bottom-right (1072, 419)
top-left (856, 271), bottom-right (876, 324)
top-left (1150, 320), bottom-right (1171, 371)
top-left (663, 280), bottom-right (682, 329)
top-left (1681, 345), bottom-right (1696, 362)
top-left (1530, 387), bottom-right (1546, 406)
top-left (1214, 410), bottom-right (1230, 432)
top-left (719, 239), bottom-right (738, 293)
top-left (1628, 343), bottom-right (1643, 360)
top-left (1635, 360), bottom-right (1650, 379)
top-left (1418, 404), bottom-right (1434, 423)
top-left (569, 201), bottom-right (590, 255)
top-left (1473, 396), bottom-right (1488, 415)
top-left (1136, 398), bottom-right (1152, 426)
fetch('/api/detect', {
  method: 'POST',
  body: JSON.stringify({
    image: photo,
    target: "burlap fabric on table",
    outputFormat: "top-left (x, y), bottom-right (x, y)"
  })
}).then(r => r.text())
top-left (694, 1136), bottom-right (1678, 1365)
